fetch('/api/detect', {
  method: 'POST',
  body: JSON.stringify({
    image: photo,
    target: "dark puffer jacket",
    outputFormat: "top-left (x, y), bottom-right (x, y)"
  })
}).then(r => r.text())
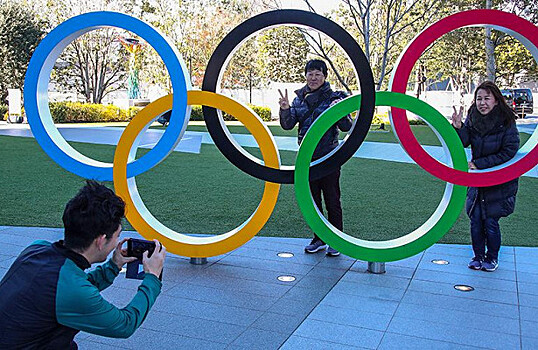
top-left (280, 82), bottom-right (352, 159)
top-left (456, 107), bottom-right (520, 218)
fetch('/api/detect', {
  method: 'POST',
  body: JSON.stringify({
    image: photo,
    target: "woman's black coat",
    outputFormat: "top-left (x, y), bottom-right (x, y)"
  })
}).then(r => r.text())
top-left (456, 109), bottom-right (520, 218)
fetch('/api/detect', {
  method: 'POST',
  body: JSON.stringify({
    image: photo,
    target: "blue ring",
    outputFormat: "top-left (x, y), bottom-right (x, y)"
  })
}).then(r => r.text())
top-left (24, 12), bottom-right (189, 180)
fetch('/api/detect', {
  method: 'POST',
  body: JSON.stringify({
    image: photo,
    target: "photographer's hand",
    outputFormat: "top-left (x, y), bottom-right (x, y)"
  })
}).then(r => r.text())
top-left (143, 240), bottom-right (166, 278)
top-left (112, 238), bottom-right (137, 270)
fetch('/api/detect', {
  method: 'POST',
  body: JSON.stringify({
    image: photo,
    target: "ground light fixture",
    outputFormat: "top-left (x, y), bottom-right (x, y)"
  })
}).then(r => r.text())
top-left (454, 284), bottom-right (475, 292)
top-left (277, 275), bottom-right (296, 282)
top-left (277, 252), bottom-right (294, 258)
top-left (431, 259), bottom-right (450, 265)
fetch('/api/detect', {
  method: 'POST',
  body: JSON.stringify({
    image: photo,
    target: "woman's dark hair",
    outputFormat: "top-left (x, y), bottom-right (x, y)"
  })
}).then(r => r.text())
top-left (305, 59), bottom-right (328, 77)
top-left (469, 81), bottom-right (517, 123)
top-left (62, 180), bottom-right (125, 251)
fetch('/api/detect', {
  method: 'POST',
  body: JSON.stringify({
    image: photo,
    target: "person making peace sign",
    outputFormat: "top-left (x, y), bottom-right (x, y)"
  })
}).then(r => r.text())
top-left (452, 81), bottom-right (520, 272)
top-left (279, 59), bottom-right (352, 257)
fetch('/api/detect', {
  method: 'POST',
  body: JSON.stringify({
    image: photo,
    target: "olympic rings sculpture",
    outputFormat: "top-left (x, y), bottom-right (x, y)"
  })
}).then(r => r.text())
top-left (24, 9), bottom-right (538, 261)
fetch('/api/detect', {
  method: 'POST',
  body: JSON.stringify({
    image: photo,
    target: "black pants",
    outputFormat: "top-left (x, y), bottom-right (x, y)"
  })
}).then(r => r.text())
top-left (309, 169), bottom-right (343, 243)
top-left (470, 204), bottom-right (501, 261)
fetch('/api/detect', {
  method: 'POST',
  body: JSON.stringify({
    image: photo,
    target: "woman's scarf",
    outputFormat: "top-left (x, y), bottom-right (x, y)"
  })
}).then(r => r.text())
top-left (469, 105), bottom-right (505, 136)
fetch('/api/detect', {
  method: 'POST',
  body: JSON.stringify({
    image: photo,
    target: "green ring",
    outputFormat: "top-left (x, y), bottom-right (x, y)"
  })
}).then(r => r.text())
top-left (294, 91), bottom-right (467, 262)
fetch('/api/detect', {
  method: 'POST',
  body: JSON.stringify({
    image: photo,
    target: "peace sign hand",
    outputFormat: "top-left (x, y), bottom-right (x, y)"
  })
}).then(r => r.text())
top-left (278, 89), bottom-right (290, 110)
top-left (452, 106), bottom-right (464, 128)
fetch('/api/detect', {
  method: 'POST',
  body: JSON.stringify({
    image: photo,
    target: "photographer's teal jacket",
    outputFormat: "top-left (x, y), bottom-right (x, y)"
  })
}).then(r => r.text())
top-left (0, 240), bottom-right (162, 349)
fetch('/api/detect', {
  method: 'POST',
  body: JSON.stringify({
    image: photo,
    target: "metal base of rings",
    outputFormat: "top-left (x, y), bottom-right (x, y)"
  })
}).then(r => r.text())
top-left (367, 262), bottom-right (386, 274)
top-left (190, 257), bottom-right (208, 265)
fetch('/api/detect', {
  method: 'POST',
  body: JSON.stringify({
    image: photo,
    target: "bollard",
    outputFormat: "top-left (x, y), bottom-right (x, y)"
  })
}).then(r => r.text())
top-left (367, 262), bottom-right (386, 274)
top-left (190, 257), bottom-right (208, 265)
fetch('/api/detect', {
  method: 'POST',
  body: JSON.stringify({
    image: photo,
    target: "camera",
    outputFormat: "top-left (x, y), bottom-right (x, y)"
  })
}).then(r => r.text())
top-left (125, 238), bottom-right (161, 280)
top-left (127, 238), bottom-right (156, 260)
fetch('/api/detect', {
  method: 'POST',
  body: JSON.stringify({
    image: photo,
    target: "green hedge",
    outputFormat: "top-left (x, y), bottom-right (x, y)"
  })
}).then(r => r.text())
top-left (48, 102), bottom-right (140, 123)
top-left (1, 104), bottom-right (8, 120)
top-left (189, 104), bottom-right (272, 122)
top-left (41, 101), bottom-right (272, 123)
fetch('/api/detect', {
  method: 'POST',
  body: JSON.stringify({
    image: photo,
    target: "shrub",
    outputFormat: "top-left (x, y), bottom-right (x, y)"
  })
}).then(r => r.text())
top-left (47, 101), bottom-right (139, 123)
top-left (188, 104), bottom-right (272, 122)
top-left (0, 104), bottom-right (7, 120)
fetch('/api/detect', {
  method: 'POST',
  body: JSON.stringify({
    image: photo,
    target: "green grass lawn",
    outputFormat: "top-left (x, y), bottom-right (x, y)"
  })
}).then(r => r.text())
top-left (1, 133), bottom-right (537, 247)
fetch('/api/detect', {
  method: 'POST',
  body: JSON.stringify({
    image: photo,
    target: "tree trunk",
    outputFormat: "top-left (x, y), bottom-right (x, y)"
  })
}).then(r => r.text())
top-left (485, 0), bottom-right (496, 82)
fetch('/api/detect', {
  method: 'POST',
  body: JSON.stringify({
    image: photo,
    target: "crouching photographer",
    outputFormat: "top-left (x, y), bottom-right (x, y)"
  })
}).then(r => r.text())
top-left (0, 180), bottom-right (166, 349)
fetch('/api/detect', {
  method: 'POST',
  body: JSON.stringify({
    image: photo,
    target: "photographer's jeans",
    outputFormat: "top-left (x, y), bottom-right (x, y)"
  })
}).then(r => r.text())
top-left (470, 204), bottom-right (501, 261)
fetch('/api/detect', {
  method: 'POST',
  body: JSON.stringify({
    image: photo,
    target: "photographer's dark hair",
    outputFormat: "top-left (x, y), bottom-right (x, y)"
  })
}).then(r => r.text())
top-left (305, 59), bottom-right (328, 77)
top-left (63, 180), bottom-right (125, 251)
top-left (470, 81), bottom-right (517, 123)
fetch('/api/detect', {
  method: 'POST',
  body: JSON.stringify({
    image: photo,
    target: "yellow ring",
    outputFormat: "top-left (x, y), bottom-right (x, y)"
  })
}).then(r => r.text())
top-left (113, 91), bottom-right (280, 257)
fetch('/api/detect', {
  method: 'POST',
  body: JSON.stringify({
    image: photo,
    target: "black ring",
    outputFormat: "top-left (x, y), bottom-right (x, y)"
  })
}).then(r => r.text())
top-left (202, 10), bottom-right (375, 184)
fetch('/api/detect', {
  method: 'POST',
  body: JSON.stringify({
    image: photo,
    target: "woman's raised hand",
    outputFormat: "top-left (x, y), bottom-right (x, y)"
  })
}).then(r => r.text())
top-left (278, 89), bottom-right (290, 110)
top-left (452, 106), bottom-right (463, 128)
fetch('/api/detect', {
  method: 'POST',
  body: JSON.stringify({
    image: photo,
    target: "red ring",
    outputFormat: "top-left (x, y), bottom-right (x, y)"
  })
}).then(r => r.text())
top-left (390, 9), bottom-right (538, 187)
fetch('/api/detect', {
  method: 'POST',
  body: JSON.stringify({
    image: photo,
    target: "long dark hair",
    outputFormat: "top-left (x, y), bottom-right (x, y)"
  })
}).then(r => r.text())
top-left (469, 81), bottom-right (517, 123)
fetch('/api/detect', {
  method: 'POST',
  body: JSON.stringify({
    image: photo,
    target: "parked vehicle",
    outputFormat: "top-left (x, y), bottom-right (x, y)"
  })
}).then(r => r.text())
top-left (501, 88), bottom-right (534, 118)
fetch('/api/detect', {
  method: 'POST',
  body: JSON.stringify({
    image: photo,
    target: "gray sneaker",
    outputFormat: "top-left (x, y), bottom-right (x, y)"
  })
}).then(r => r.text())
top-left (305, 239), bottom-right (327, 253)
top-left (468, 257), bottom-right (482, 270)
top-left (326, 246), bottom-right (340, 257)
top-left (481, 259), bottom-right (498, 272)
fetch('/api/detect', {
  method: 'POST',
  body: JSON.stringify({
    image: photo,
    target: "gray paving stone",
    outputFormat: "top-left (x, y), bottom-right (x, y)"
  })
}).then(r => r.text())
top-left (195, 262), bottom-right (305, 286)
top-left (230, 246), bottom-right (321, 266)
top-left (141, 310), bottom-right (245, 344)
top-left (77, 339), bottom-right (129, 350)
top-left (522, 336), bottom-right (538, 350)
top-left (0, 257), bottom-right (16, 269)
top-left (0, 233), bottom-right (47, 247)
top-left (282, 284), bottom-right (332, 302)
top-left (267, 294), bottom-right (319, 317)
top-left (387, 316), bottom-right (520, 349)
top-left (378, 332), bottom-right (482, 350)
top-left (211, 254), bottom-right (314, 276)
top-left (515, 246), bottom-right (538, 257)
top-left (163, 282), bottom-right (277, 311)
top-left (518, 281), bottom-right (538, 296)
top-left (341, 270), bottom-right (411, 290)
top-left (519, 293), bottom-right (538, 308)
top-left (186, 272), bottom-right (292, 298)
top-left (408, 279), bottom-right (519, 304)
top-left (385, 253), bottom-right (423, 269)
top-left (394, 302), bottom-right (520, 335)
top-left (424, 246), bottom-right (515, 263)
top-left (401, 290), bottom-right (519, 319)
top-left (417, 256), bottom-right (517, 281)
top-left (331, 280), bottom-right (406, 302)
top-left (516, 262), bottom-right (538, 274)
top-left (309, 304), bottom-right (392, 331)
top-left (350, 261), bottom-right (416, 279)
top-left (520, 306), bottom-right (538, 322)
top-left (315, 255), bottom-right (356, 270)
top-left (250, 312), bottom-right (304, 334)
top-left (414, 268), bottom-right (517, 292)
top-left (280, 335), bottom-right (362, 350)
top-left (151, 294), bottom-right (263, 326)
top-left (293, 318), bottom-right (383, 349)
top-left (517, 270), bottom-right (538, 284)
top-left (228, 328), bottom-right (289, 349)
top-left (521, 320), bottom-right (538, 339)
top-left (319, 292), bottom-right (399, 316)
top-left (85, 327), bottom-right (226, 350)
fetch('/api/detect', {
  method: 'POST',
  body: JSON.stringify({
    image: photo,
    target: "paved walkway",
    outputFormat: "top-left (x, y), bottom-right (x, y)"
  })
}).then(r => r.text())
top-left (1, 225), bottom-right (537, 349)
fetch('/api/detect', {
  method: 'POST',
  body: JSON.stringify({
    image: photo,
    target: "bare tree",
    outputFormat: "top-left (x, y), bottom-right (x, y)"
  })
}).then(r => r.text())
top-left (53, 29), bottom-right (128, 103)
